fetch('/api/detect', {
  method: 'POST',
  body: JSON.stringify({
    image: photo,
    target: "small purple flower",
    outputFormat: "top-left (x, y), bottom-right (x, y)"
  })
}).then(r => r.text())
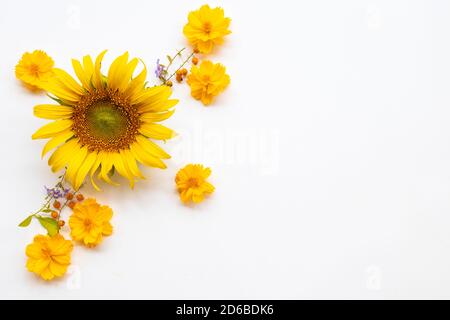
top-left (155, 59), bottom-right (165, 78)
top-left (45, 186), bottom-right (71, 199)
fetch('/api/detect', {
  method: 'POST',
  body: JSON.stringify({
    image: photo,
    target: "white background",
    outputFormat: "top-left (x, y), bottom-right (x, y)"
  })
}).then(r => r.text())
top-left (1, 0), bottom-right (450, 299)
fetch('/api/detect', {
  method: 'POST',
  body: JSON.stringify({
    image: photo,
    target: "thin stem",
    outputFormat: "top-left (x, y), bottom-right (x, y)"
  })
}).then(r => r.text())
top-left (165, 51), bottom-right (195, 83)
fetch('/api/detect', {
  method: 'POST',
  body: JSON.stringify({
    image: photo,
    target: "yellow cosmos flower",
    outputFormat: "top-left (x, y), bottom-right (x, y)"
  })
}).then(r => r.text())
top-left (25, 234), bottom-right (73, 281)
top-left (175, 164), bottom-right (215, 204)
top-left (183, 4), bottom-right (231, 54)
top-left (31, 51), bottom-right (178, 191)
top-left (15, 50), bottom-right (54, 90)
top-left (69, 198), bottom-right (113, 247)
top-left (187, 60), bottom-right (230, 105)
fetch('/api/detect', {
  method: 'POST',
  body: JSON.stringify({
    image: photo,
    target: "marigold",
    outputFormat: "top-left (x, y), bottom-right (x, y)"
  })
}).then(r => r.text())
top-left (25, 234), bottom-right (73, 281)
top-left (187, 60), bottom-right (230, 105)
top-left (15, 50), bottom-right (54, 90)
top-left (69, 198), bottom-right (113, 247)
top-left (31, 51), bottom-right (178, 191)
top-left (183, 4), bottom-right (231, 54)
top-left (175, 164), bottom-right (215, 204)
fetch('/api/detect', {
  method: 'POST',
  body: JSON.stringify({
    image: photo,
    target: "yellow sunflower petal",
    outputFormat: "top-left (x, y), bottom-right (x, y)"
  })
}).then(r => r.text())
top-left (99, 152), bottom-right (119, 186)
top-left (71, 59), bottom-right (90, 90)
top-left (107, 52), bottom-right (129, 91)
top-left (89, 151), bottom-right (104, 191)
top-left (111, 152), bottom-right (134, 188)
top-left (74, 151), bottom-right (97, 190)
top-left (32, 120), bottom-right (73, 139)
top-left (138, 123), bottom-right (176, 141)
top-left (136, 135), bottom-right (171, 159)
top-left (65, 145), bottom-right (88, 187)
top-left (138, 99), bottom-right (178, 113)
top-left (124, 63), bottom-right (147, 99)
top-left (130, 142), bottom-right (167, 169)
top-left (52, 68), bottom-right (84, 95)
top-left (120, 149), bottom-right (144, 179)
top-left (41, 130), bottom-right (74, 158)
top-left (48, 139), bottom-right (79, 173)
top-left (117, 58), bottom-right (139, 92)
top-left (93, 50), bottom-right (107, 90)
top-left (140, 109), bottom-right (175, 123)
top-left (34, 104), bottom-right (73, 120)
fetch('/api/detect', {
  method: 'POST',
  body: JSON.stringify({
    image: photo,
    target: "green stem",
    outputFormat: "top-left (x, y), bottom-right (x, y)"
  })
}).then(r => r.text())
top-left (164, 51), bottom-right (195, 84)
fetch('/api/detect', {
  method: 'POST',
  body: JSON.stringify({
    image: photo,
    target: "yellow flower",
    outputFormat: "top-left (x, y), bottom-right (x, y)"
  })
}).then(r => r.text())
top-left (15, 50), bottom-right (55, 90)
top-left (187, 60), bottom-right (230, 105)
top-left (25, 234), bottom-right (73, 281)
top-left (183, 4), bottom-right (231, 54)
top-left (31, 51), bottom-right (178, 191)
top-left (69, 198), bottom-right (113, 247)
top-left (175, 164), bottom-right (215, 204)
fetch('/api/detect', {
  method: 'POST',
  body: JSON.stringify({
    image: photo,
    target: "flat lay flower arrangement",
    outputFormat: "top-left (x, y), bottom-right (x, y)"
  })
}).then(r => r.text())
top-left (16, 4), bottom-right (231, 281)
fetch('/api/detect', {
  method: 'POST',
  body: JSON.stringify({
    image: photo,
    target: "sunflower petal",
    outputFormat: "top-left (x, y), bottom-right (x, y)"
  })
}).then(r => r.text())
top-left (34, 104), bottom-right (73, 120)
top-left (112, 152), bottom-right (134, 188)
top-left (93, 50), bottom-right (107, 90)
top-left (99, 152), bottom-right (119, 186)
top-left (32, 120), bottom-right (73, 139)
top-left (48, 139), bottom-right (79, 173)
top-left (74, 151), bottom-right (97, 190)
top-left (120, 149), bottom-right (144, 179)
top-left (65, 145), bottom-right (88, 187)
top-left (136, 135), bottom-right (171, 159)
top-left (130, 142), bottom-right (167, 169)
top-left (41, 130), bottom-right (74, 158)
top-left (140, 109), bottom-right (175, 123)
top-left (52, 68), bottom-right (84, 95)
top-left (138, 123), bottom-right (176, 141)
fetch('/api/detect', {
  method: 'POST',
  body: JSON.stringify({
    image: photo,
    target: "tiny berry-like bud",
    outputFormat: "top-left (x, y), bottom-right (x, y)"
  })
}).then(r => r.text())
top-left (53, 201), bottom-right (61, 209)
top-left (166, 80), bottom-right (173, 87)
top-left (58, 220), bottom-right (65, 227)
top-left (176, 74), bottom-right (183, 83)
top-left (51, 211), bottom-right (59, 219)
top-left (181, 68), bottom-right (188, 75)
top-left (192, 56), bottom-right (199, 65)
top-left (176, 69), bottom-right (182, 76)
top-left (76, 194), bottom-right (84, 201)
top-left (65, 192), bottom-right (73, 200)
top-left (68, 201), bottom-right (76, 209)
top-left (193, 48), bottom-right (200, 54)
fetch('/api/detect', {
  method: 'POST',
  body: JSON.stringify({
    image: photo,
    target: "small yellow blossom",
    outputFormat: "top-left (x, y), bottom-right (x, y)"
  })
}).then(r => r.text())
top-left (183, 4), bottom-right (231, 54)
top-left (175, 164), bottom-right (215, 204)
top-left (187, 60), bottom-right (230, 105)
top-left (69, 198), bottom-right (113, 247)
top-left (15, 50), bottom-right (54, 90)
top-left (26, 234), bottom-right (73, 281)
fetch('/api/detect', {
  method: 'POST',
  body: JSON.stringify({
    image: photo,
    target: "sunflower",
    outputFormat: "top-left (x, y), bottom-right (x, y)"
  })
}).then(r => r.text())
top-left (15, 50), bottom-right (55, 90)
top-left (32, 51), bottom-right (178, 190)
top-left (183, 4), bottom-right (231, 54)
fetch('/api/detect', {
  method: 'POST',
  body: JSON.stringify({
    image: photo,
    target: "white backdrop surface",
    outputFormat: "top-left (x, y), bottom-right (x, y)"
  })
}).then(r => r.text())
top-left (1, 0), bottom-right (450, 299)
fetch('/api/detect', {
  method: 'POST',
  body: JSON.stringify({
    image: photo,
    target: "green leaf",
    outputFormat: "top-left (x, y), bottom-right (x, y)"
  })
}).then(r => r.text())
top-left (46, 94), bottom-right (64, 105)
top-left (167, 55), bottom-right (173, 63)
top-left (41, 209), bottom-right (52, 213)
top-left (37, 216), bottom-right (59, 236)
top-left (18, 215), bottom-right (33, 227)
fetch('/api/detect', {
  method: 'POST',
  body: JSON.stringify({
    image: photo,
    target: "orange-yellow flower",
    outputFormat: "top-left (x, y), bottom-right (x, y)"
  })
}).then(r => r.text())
top-left (25, 234), bottom-right (73, 281)
top-left (183, 4), bottom-right (231, 54)
top-left (69, 198), bottom-right (113, 247)
top-left (175, 164), bottom-right (215, 204)
top-left (187, 60), bottom-right (230, 105)
top-left (15, 50), bottom-right (54, 90)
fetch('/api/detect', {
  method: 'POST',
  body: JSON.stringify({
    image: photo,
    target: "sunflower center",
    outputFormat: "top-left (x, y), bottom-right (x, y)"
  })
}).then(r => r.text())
top-left (86, 101), bottom-right (127, 140)
top-left (72, 89), bottom-right (140, 152)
